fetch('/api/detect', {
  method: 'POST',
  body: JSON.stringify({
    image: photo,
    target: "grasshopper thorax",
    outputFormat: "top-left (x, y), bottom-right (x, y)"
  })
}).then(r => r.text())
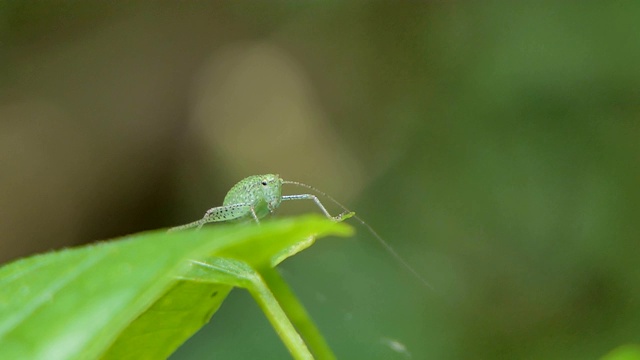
top-left (222, 174), bottom-right (283, 220)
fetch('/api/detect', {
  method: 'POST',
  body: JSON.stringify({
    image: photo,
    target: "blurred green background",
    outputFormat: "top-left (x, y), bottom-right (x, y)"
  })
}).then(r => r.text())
top-left (1, 2), bottom-right (639, 359)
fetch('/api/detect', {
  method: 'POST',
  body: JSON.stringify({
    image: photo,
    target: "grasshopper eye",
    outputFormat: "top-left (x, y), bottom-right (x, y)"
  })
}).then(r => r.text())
top-left (261, 181), bottom-right (268, 186)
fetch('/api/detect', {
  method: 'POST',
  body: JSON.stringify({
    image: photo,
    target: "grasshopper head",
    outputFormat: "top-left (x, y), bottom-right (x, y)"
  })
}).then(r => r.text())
top-left (260, 174), bottom-right (283, 212)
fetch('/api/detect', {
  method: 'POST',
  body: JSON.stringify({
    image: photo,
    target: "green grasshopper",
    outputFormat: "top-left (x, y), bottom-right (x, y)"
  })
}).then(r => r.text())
top-left (169, 174), bottom-right (353, 230)
top-left (170, 174), bottom-right (432, 291)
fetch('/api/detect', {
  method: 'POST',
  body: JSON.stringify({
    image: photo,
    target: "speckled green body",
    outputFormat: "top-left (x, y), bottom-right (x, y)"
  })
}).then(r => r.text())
top-left (168, 174), bottom-right (286, 231)
top-left (169, 173), bottom-right (352, 232)
top-left (222, 174), bottom-right (283, 221)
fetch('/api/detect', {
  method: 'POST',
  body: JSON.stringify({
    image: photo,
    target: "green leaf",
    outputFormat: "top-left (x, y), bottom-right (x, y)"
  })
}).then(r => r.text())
top-left (0, 215), bottom-right (352, 360)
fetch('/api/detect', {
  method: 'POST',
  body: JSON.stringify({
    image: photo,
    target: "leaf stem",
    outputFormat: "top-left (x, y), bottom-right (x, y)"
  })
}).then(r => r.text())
top-left (245, 268), bottom-right (314, 360)
top-left (260, 267), bottom-right (336, 360)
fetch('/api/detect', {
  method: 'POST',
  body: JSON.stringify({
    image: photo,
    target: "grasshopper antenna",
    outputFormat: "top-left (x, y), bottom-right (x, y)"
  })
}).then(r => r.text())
top-left (283, 180), bottom-right (435, 291)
